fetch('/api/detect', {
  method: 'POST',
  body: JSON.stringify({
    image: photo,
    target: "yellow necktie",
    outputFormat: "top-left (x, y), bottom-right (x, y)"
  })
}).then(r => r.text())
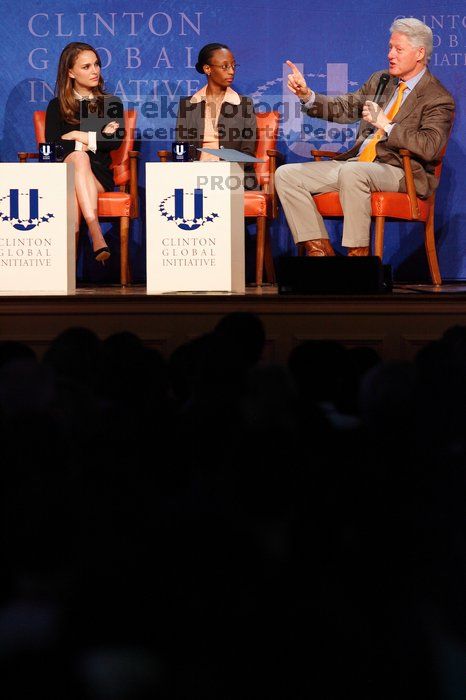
top-left (358, 82), bottom-right (408, 162)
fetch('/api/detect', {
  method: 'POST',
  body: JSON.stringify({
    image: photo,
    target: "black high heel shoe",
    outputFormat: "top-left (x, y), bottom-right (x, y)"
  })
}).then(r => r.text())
top-left (93, 246), bottom-right (111, 264)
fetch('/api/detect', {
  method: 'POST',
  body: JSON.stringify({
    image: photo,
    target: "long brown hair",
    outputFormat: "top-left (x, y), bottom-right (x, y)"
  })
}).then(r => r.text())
top-left (55, 42), bottom-right (106, 124)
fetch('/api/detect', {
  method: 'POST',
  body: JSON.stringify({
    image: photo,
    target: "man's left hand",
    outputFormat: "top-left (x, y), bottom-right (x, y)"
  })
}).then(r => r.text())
top-left (362, 100), bottom-right (390, 130)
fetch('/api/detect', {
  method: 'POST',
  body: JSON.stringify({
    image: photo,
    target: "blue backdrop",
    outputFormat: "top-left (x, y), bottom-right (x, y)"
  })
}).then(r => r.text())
top-left (0, 0), bottom-right (464, 282)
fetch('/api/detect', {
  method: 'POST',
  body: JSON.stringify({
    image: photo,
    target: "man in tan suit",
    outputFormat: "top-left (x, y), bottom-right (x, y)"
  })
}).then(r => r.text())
top-left (275, 18), bottom-right (455, 256)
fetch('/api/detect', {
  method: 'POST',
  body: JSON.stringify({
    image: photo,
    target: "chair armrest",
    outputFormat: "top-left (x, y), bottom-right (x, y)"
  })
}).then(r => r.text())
top-left (399, 149), bottom-right (421, 219)
top-left (18, 152), bottom-right (39, 163)
top-left (310, 150), bottom-right (340, 161)
top-left (266, 149), bottom-right (284, 218)
top-left (157, 150), bottom-right (172, 163)
top-left (129, 151), bottom-right (140, 219)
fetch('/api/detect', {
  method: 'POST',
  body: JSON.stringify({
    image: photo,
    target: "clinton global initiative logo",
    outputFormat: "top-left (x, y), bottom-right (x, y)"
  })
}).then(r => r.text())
top-left (252, 62), bottom-right (359, 157)
top-left (158, 188), bottom-right (219, 231)
top-left (0, 189), bottom-right (54, 231)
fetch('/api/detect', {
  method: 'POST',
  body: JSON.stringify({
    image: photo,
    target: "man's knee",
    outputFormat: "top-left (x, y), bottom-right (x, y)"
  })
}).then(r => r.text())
top-left (275, 164), bottom-right (293, 188)
top-left (275, 163), bottom-right (304, 187)
top-left (337, 162), bottom-right (369, 187)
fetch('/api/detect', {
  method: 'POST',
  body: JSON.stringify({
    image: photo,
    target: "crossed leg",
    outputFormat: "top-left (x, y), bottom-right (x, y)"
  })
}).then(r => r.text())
top-left (337, 161), bottom-right (405, 247)
top-left (65, 151), bottom-right (107, 253)
top-left (275, 160), bottom-right (341, 244)
top-left (275, 159), bottom-right (404, 248)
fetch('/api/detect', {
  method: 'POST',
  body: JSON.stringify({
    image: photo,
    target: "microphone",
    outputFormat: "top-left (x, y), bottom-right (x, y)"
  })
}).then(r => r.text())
top-left (373, 73), bottom-right (390, 104)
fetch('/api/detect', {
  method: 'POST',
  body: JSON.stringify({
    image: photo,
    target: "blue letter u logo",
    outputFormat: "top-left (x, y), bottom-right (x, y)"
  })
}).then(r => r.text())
top-left (174, 188), bottom-right (203, 230)
top-left (10, 189), bottom-right (39, 231)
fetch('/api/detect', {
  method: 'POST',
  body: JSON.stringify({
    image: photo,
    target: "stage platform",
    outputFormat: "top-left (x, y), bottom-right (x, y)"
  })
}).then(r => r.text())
top-left (1, 284), bottom-right (466, 364)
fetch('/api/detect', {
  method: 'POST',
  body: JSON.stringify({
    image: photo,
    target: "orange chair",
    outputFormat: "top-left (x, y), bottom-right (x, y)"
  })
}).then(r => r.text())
top-left (244, 111), bottom-right (280, 286)
top-left (305, 140), bottom-right (452, 286)
top-left (158, 111), bottom-right (281, 286)
top-left (19, 110), bottom-right (139, 286)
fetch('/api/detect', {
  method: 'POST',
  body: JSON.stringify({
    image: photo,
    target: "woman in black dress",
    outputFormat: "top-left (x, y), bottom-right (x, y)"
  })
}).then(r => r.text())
top-left (46, 42), bottom-right (124, 262)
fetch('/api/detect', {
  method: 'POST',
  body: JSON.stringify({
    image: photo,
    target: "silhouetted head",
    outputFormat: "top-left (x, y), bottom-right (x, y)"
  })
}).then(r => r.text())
top-left (0, 341), bottom-right (35, 369)
top-left (42, 326), bottom-right (102, 389)
top-left (214, 312), bottom-right (265, 369)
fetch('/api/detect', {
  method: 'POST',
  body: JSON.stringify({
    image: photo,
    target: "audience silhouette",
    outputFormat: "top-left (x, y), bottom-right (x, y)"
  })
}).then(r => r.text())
top-left (0, 318), bottom-right (464, 698)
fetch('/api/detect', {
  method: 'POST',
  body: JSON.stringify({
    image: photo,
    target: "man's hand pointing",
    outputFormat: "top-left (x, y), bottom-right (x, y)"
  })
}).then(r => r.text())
top-left (286, 60), bottom-right (312, 101)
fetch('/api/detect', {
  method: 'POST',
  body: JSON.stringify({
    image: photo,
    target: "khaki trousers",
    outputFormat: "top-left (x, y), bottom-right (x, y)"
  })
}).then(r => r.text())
top-left (275, 159), bottom-right (405, 248)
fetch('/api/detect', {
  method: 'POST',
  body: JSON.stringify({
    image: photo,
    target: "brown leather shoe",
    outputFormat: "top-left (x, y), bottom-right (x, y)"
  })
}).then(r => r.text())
top-left (303, 238), bottom-right (336, 257)
top-left (347, 246), bottom-right (370, 256)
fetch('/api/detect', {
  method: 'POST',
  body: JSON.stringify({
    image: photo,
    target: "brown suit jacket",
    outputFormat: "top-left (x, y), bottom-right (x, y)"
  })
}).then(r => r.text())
top-left (306, 69), bottom-right (455, 198)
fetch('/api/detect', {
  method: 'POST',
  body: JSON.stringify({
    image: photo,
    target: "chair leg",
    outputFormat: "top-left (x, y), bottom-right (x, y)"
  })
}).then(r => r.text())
top-left (424, 205), bottom-right (441, 285)
top-left (264, 223), bottom-right (276, 284)
top-left (255, 216), bottom-right (266, 286)
top-left (374, 217), bottom-right (385, 259)
top-left (120, 216), bottom-right (130, 287)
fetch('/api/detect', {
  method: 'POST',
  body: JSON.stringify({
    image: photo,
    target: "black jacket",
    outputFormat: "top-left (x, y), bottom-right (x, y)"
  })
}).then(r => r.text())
top-left (45, 95), bottom-right (125, 191)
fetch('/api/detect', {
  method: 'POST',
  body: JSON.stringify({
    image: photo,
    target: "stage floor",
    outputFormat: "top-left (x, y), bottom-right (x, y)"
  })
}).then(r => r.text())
top-left (1, 283), bottom-right (466, 363)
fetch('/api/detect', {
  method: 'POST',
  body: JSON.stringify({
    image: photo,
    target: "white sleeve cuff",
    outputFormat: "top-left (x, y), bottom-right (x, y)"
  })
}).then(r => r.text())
top-left (87, 131), bottom-right (97, 153)
top-left (384, 123), bottom-right (395, 136)
top-left (74, 140), bottom-right (83, 151)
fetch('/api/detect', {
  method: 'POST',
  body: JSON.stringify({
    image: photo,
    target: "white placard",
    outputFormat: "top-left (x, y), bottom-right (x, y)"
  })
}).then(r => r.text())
top-left (0, 163), bottom-right (75, 294)
top-left (146, 162), bottom-right (245, 293)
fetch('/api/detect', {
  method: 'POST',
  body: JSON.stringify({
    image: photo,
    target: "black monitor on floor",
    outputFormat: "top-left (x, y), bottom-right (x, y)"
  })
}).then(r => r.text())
top-left (277, 256), bottom-right (392, 295)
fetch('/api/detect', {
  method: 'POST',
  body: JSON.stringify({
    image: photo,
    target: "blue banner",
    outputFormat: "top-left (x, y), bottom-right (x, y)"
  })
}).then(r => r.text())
top-left (0, 1), bottom-right (464, 281)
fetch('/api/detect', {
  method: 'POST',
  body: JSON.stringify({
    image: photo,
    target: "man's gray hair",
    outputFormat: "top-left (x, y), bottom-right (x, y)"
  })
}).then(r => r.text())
top-left (390, 18), bottom-right (433, 62)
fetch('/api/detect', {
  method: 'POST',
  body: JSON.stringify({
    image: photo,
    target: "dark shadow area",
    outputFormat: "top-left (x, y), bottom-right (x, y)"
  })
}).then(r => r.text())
top-left (0, 315), bottom-right (465, 699)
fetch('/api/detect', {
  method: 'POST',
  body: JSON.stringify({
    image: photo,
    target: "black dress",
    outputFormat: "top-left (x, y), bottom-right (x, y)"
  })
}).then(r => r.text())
top-left (45, 95), bottom-right (125, 192)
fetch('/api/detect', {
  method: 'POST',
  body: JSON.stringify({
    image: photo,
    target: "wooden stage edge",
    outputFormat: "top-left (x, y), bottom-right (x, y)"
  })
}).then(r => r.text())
top-left (1, 283), bottom-right (466, 363)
